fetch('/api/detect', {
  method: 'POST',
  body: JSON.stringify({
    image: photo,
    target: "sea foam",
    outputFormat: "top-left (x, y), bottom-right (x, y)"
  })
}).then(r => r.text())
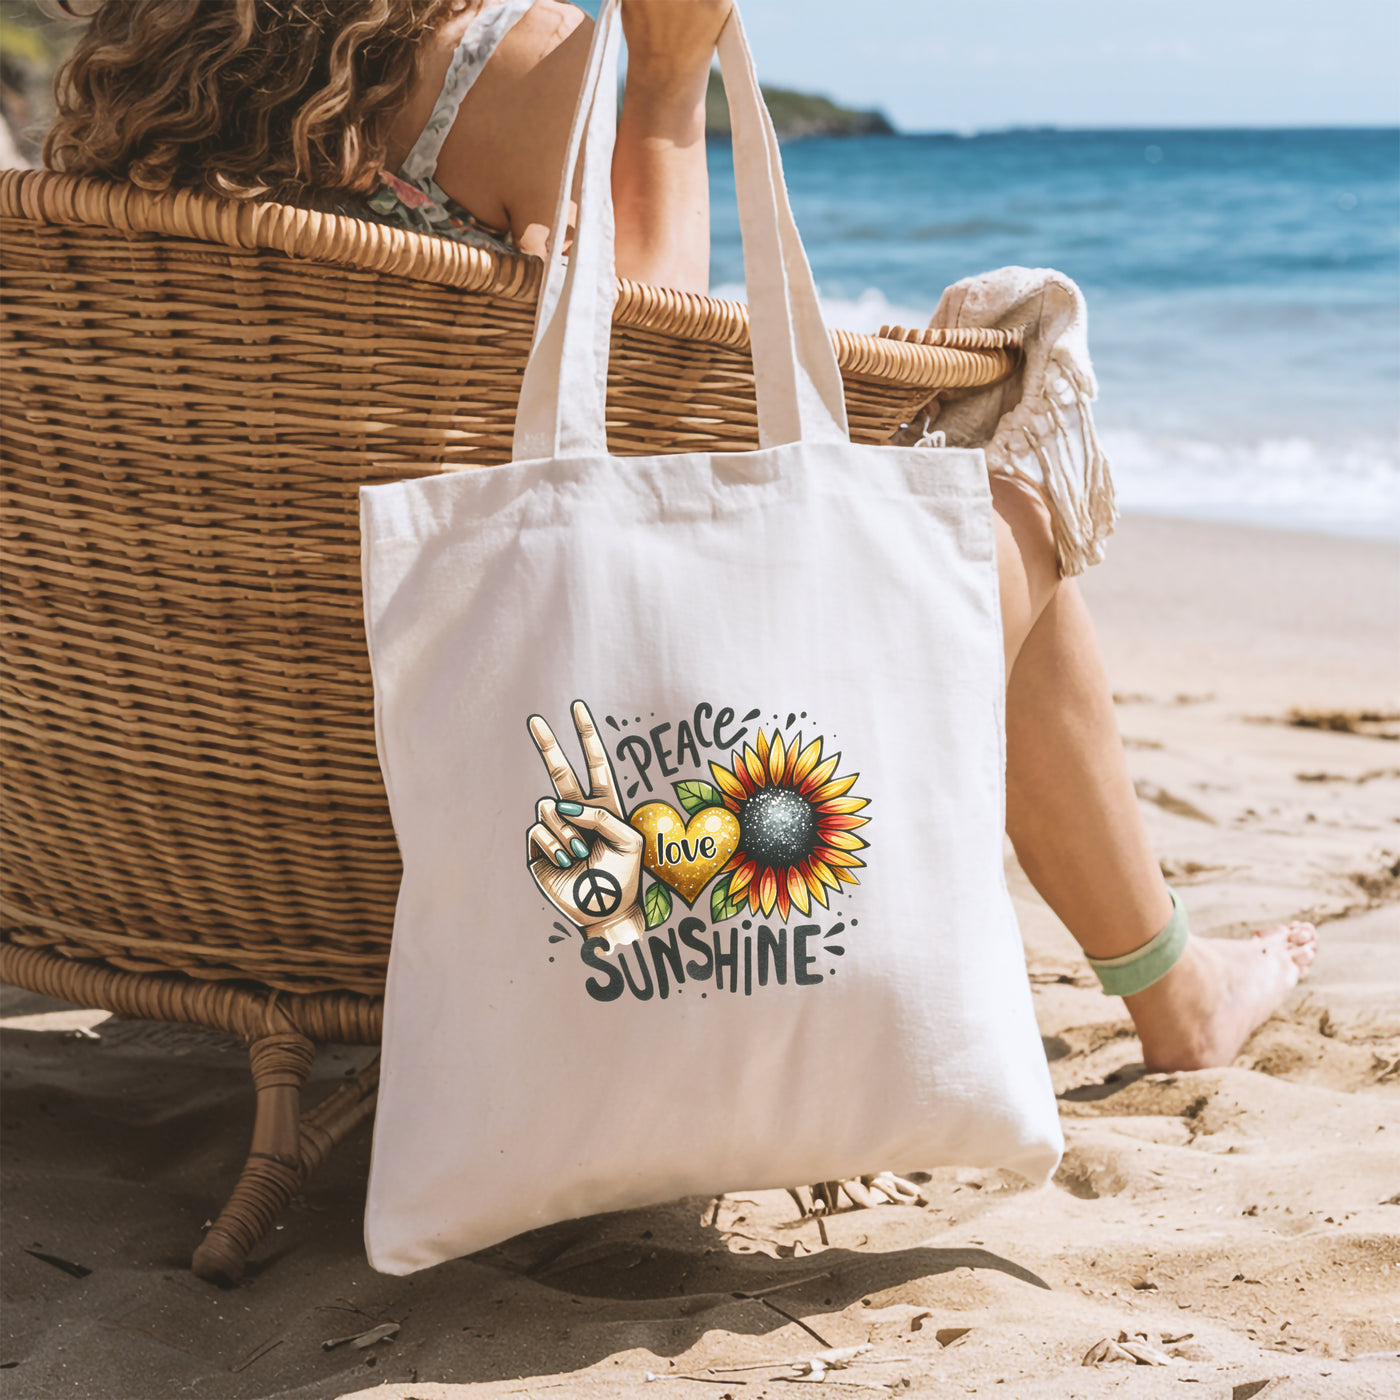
top-left (709, 280), bottom-right (1397, 540)
top-left (1099, 430), bottom-right (1399, 540)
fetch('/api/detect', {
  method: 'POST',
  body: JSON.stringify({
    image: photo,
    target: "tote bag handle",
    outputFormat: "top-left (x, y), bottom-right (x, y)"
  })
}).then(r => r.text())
top-left (512, 0), bottom-right (850, 462)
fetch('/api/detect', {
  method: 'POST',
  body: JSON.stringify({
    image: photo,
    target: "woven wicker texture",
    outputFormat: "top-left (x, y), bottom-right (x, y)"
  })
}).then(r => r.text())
top-left (0, 168), bottom-right (1021, 997)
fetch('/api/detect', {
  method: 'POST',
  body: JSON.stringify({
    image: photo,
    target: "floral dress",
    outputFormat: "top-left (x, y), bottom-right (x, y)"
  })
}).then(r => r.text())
top-left (347, 0), bottom-right (538, 254)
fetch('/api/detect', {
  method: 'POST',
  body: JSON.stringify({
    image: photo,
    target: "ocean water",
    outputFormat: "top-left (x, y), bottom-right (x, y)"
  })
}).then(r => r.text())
top-left (707, 128), bottom-right (1400, 539)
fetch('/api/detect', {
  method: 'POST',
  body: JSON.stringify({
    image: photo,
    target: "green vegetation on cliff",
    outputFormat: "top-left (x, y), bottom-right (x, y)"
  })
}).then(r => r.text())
top-left (705, 72), bottom-right (895, 140)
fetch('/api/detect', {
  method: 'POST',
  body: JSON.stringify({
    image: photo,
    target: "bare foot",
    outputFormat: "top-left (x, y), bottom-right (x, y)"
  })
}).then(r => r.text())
top-left (1125, 922), bottom-right (1317, 1071)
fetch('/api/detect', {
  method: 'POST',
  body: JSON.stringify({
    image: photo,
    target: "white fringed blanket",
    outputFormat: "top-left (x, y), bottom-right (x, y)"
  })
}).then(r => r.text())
top-left (905, 267), bottom-right (1117, 577)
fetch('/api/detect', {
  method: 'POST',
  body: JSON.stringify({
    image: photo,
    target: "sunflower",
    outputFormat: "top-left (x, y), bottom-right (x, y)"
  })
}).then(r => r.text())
top-left (708, 728), bottom-right (870, 922)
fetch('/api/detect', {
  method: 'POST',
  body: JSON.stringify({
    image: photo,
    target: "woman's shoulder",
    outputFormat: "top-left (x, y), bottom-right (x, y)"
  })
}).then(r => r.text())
top-left (488, 0), bottom-right (591, 77)
top-left (429, 0), bottom-right (595, 253)
top-left (303, 0), bottom-right (593, 258)
top-left (336, 1), bottom-right (598, 254)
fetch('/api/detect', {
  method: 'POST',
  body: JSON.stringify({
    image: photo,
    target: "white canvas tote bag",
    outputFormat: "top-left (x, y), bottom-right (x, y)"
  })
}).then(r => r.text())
top-left (360, 0), bottom-right (1062, 1276)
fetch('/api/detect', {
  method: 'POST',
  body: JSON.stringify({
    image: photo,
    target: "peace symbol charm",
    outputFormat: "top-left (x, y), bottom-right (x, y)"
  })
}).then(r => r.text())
top-left (573, 867), bottom-right (622, 918)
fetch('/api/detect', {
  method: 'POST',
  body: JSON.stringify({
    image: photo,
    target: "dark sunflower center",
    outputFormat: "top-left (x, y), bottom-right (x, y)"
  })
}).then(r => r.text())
top-left (737, 787), bottom-right (819, 869)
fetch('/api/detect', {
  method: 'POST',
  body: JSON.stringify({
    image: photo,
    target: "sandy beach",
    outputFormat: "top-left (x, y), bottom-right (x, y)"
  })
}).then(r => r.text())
top-left (3, 512), bottom-right (1397, 1400)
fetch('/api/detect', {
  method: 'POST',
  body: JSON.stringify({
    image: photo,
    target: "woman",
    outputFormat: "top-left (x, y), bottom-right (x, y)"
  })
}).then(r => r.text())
top-left (44, 0), bottom-right (1315, 1080)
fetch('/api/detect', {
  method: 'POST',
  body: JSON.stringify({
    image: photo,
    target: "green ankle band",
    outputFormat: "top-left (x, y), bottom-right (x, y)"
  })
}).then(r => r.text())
top-left (1086, 887), bottom-right (1190, 998)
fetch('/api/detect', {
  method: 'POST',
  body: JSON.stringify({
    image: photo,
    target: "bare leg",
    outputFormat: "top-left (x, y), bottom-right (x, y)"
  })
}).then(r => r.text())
top-left (993, 477), bottom-right (1316, 1070)
top-left (802, 480), bottom-right (1318, 1216)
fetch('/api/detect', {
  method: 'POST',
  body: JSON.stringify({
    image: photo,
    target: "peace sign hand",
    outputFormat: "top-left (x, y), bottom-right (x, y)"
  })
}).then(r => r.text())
top-left (526, 701), bottom-right (645, 950)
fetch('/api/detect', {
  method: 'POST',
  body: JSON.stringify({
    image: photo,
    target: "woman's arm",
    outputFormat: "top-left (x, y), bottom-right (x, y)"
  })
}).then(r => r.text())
top-left (430, 0), bottom-right (729, 292)
top-left (612, 1), bottom-right (731, 291)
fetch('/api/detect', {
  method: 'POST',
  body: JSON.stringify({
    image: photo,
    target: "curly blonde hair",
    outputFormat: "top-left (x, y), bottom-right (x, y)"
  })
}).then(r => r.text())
top-left (44, 0), bottom-right (471, 201)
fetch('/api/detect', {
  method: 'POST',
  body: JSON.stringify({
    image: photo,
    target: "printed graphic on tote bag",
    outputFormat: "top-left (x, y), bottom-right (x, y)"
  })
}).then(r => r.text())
top-left (526, 701), bottom-right (870, 1003)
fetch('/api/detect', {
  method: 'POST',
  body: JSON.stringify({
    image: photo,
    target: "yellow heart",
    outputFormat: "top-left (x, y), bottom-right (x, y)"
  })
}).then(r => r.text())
top-left (629, 802), bottom-right (740, 906)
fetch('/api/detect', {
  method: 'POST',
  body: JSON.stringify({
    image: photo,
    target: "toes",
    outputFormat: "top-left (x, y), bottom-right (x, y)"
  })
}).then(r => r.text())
top-left (1253, 921), bottom-right (1317, 946)
top-left (1286, 923), bottom-right (1318, 970)
top-left (1246, 925), bottom-right (1315, 982)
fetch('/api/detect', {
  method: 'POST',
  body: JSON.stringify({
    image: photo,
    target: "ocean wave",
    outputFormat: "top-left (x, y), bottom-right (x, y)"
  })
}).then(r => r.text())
top-left (710, 283), bottom-right (936, 334)
top-left (707, 283), bottom-right (1396, 539)
top-left (1100, 430), bottom-right (1400, 539)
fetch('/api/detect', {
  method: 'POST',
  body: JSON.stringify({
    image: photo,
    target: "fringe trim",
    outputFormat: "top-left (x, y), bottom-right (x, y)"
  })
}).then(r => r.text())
top-left (984, 351), bottom-right (1117, 578)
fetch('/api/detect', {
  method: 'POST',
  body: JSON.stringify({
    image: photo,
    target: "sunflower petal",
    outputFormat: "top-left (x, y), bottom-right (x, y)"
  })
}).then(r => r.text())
top-left (791, 736), bottom-right (823, 786)
top-left (812, 772), bottom-right (859, 802)
top-left (756, 728), bottom-right (770, 766)
top-left (787, 867), bottom-right (811, 916)
top-left (731, 749), bottom-right (756, 795)
top-left (729, 861), bottom-right (756, 896)
top-left (803, 869), bottom-right (829, 907)
top-left (744, 744), bottom-right (767, 788)
top-left (710, 761), bottom-right (748, 803)
top-left (818, 813), bottom-right (870, 831)
top-left (821, 829), bottom-right (868, 851)
top-left (800, 754), bottom-right (840, 794)
top-left (834, 867), bottom-right (860, 886)
top-left (768, 733), bottom-right (786, 785)
top-left (822, 848), bottom-right (866, 868)
top-left (820, 795), bottom-right (870, 816)
top-left (758, 866), bottom-right (778, 916)
top-left (807, 857), bottom-right (840, 893)
top-left (776, 882), bottom-right (791, 923)
top-left (784, 733), bottom-right (802, 782)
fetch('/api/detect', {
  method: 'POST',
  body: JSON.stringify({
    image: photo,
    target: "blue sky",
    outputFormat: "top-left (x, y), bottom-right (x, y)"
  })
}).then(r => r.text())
top-left (704, 0), bottom-right (1400, 132)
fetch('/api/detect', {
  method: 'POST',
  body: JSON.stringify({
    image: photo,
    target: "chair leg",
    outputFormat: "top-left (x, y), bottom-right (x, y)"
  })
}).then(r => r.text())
top-left (191, 1034), bottom-right (382, 1284)
top-left (193, 1030), bottom-right (316, 1284)
top-left (0, 942), bottom-right (384, 1284)
top-left (299, 1054), bottom-right (381, 1178)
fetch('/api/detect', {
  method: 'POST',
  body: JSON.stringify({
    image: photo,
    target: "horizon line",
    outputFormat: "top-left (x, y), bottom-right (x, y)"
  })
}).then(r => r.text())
top-left (742, 121), bottom-right (1400, 141)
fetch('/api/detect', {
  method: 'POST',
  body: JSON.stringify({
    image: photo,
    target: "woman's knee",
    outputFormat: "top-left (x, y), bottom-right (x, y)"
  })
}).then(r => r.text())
top-left (992, 474), bottom-right (1061, 666)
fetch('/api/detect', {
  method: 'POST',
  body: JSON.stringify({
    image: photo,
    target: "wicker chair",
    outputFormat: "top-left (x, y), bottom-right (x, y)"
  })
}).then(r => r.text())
top-left (0, 166), bottom-right (1021, 1282)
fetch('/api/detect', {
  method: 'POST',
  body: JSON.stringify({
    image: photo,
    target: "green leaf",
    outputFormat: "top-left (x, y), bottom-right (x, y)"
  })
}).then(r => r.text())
top-left (643, 880), bottom-right (672, 930)
top-left (709, 873), bottom-right (732, 923)
top-left (674, 779), bottom-right (726, 815)
top-left (710, 872), bottom-right (745, 923)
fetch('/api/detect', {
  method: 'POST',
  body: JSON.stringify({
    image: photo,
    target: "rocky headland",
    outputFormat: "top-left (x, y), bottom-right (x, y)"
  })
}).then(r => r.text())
top-left (705, 71), bottom-right (895, 140)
